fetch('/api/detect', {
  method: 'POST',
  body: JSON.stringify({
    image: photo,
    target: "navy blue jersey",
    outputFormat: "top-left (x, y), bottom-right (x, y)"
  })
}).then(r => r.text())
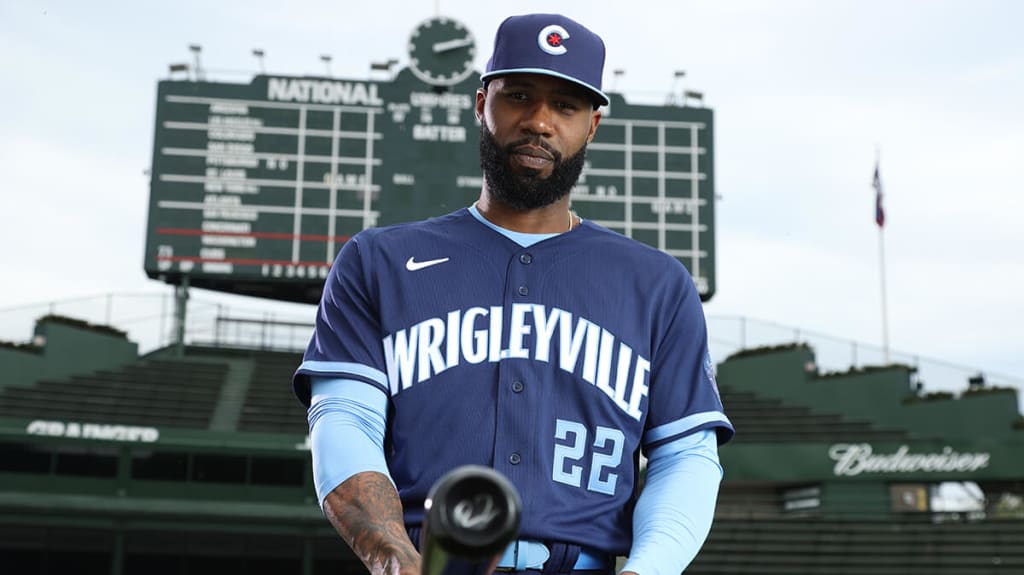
top-left (294, 208), bottom-right (733, 555)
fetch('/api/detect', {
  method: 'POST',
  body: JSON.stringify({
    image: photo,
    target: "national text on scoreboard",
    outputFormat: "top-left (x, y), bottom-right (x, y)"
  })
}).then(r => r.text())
top-left (145, 16), bottom-right (716, 303)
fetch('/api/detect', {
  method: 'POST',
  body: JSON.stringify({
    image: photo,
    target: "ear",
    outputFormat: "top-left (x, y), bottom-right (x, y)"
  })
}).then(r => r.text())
top-left (586, 110), bottom-right (602, 144)
top-left (475, 88), bottom-right (487, 122)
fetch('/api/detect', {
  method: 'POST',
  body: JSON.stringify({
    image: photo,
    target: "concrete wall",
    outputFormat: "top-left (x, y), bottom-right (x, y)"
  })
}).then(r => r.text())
top-left (0, 316), bottom-right (138, 390)
top-left (718, 344), bottom-right (1022, 440)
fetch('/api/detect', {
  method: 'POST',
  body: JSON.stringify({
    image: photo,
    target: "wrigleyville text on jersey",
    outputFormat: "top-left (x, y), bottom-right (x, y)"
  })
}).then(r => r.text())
top-left (383, 304), bottom-right (650, 420)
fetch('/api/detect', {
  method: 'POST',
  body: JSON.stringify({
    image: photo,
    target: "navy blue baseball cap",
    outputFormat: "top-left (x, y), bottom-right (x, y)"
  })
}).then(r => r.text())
top-left (482, 14), bottom-right (610, 107)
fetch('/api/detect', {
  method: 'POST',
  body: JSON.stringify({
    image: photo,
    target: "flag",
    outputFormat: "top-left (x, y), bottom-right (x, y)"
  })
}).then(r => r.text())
top-left (873, 163), bottom-right (885, 227)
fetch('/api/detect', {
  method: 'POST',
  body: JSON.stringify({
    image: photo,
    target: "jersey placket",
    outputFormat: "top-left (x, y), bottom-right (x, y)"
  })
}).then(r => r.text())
top-left (491, 249), bottom-right (541, 516)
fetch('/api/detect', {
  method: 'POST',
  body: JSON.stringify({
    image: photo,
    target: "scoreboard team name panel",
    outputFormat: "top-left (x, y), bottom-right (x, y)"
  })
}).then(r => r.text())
top-left (145, 72), bottom-right (715, 302)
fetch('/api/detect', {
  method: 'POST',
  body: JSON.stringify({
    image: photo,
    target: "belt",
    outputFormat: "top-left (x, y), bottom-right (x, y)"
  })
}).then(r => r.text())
top-left (495, 540), bottom-right (608, 571)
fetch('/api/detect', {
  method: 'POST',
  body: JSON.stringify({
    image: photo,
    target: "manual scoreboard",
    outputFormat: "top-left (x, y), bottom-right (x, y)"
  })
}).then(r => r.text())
top-left (145, 17), bottom-right (716, 303)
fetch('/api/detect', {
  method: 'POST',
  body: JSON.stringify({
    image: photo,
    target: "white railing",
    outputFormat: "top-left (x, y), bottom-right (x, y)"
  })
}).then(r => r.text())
top-left (706, 315), bottom-right (1024, 411)
top-left (0, 290), bottom-right (316, 354)
top-left (1, 292), bottom-right (1021, 410)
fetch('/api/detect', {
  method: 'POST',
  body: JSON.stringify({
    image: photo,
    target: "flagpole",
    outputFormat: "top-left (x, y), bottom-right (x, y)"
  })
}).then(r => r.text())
top-left (874, 148), bottom-right (890, 364)
top-left (879, 221), bottom-right (890, 364)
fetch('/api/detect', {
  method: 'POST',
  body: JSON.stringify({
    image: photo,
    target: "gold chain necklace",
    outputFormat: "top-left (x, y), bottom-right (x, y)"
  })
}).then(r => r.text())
top-left (473, 201), bottom-right (576, 232)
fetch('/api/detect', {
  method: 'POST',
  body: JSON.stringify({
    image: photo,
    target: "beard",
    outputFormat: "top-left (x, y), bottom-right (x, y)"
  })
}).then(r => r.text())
top-left (479, 122), bottom-right (587, 211)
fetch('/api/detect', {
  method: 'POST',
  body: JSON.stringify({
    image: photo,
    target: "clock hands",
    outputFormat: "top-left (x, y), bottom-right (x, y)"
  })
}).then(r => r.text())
top-left (432, 36), bottom-right (474, 53)
top-left (409, 17), bottom-right (475, 86)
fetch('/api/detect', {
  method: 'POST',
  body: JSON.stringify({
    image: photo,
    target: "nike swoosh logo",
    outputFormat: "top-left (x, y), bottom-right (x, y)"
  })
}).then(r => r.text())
top-left (406, 256), bottom-right (450, 271)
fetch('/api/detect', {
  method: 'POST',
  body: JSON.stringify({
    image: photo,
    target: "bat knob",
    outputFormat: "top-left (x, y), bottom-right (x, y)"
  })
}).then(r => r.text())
top-left (423, 465), bottom-right (522, 560)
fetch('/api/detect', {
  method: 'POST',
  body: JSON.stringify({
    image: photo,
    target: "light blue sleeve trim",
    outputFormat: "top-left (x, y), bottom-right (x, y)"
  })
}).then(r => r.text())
top-left (299, 360), bottom-right (388, 388)
top-left (468, 204), bottom-right (563, 247)
top-left (310, 377), bottom-right (389, 408)
top-left (622, 430), bottom-right (722, 575)
top-left (643, 411), bottom-right (733, 445)
top-left (308, 376), bottom-right (392, 508)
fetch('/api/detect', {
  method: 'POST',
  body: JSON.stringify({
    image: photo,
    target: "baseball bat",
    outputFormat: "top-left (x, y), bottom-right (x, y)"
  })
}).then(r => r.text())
top-left (420, 465), bottom-right (522, 575)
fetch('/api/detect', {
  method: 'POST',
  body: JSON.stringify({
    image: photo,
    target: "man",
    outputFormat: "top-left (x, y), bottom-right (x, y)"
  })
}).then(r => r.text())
top-left (294, 13), bottom-right (734, 575)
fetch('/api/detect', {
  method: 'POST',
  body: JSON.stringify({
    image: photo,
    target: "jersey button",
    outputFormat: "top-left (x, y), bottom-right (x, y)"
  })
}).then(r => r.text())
top-left (509, 452), bottom-right (521, 465)
top-left (519, 253), bottom-right (533, 264)
top-left (518, 285), bottom-right (529, 296)
top-left (511, 381), bottom-right (524, 393)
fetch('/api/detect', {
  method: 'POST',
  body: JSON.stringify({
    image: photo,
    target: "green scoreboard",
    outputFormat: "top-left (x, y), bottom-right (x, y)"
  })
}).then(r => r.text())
top-left (145, 17), bottom-right (716, 304)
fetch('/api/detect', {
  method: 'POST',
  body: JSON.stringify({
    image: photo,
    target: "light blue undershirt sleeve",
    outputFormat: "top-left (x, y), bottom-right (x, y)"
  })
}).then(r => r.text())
top-left (621, 429), bottom-right (722, 575)
top-left (308, 376), bottom-right (392, 509)
top-left (468, 204), bottom-right (567, 247)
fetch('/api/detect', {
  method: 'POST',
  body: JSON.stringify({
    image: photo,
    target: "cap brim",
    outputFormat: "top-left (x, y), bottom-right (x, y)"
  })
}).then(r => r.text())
top-left (481, 68), bottom-right (610, 107)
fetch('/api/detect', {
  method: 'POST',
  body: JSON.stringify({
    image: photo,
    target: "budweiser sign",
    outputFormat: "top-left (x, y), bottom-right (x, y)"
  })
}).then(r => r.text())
top-left (829, 443), bottom-right (990, 477)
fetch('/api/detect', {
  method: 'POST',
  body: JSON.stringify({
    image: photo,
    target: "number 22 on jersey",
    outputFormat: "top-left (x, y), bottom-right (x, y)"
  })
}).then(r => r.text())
top-left (552, 419), bottom-right (625, 495)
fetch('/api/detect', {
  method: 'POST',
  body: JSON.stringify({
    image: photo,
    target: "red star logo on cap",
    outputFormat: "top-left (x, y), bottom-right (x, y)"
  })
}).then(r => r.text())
top-left (547, 32), bottom-right (563, 47)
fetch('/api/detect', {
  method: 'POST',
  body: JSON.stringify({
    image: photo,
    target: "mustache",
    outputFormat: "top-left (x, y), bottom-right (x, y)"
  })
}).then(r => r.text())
top-left (504, 137), bottom-right (561, 162)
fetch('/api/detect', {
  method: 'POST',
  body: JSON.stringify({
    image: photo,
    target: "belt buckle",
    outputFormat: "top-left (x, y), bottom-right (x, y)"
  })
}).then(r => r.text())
top-left (494, 540), bottom-right (550, 571)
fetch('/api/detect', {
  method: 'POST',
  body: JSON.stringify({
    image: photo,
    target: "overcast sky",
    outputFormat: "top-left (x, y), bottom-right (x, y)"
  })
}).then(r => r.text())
top-left (1, 1), bottom-right (1021, 403)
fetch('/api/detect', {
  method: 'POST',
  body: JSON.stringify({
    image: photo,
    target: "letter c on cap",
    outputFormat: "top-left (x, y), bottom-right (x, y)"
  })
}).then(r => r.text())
top-left (538, 24), bottom-right (570, 55)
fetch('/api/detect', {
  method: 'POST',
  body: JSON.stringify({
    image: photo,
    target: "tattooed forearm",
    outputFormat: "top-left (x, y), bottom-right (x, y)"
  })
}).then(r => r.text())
top-left (324, 471), bottom-right (421, 575)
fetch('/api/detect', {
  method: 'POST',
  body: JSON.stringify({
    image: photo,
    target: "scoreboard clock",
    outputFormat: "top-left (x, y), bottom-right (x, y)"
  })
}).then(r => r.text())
top-left (407, 17), bottom-right (477, 87)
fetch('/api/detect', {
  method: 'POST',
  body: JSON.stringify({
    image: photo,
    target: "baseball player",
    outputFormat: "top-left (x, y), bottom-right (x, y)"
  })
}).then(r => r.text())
top-left (294, 13), bottom-right (734, 575)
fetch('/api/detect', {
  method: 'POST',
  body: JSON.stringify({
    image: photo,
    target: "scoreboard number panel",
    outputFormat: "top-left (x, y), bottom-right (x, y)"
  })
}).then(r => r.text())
top-left (145, 18), bottom-right (715, 303)
top-left (578, 99), bottom-right (714, 296)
